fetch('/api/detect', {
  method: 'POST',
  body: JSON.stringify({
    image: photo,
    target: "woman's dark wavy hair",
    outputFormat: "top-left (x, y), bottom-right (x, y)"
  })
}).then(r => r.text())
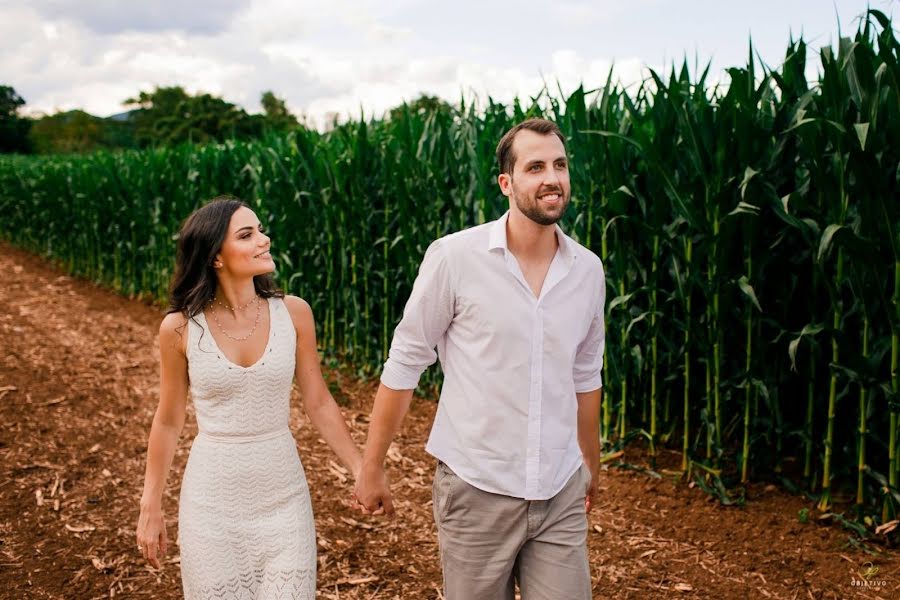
top-left (167, 195), bottom-right (283, 322)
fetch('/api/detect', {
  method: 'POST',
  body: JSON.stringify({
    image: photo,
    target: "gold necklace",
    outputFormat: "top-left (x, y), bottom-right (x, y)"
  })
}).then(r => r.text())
top-left (208, 295), bottom-right (261, 342)
top-left (215, 293), bottom-right (258, 313)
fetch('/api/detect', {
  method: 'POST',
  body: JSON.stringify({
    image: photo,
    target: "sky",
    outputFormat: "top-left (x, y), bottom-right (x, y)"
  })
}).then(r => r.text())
top-left (0, 0), bottom-right (894, 127)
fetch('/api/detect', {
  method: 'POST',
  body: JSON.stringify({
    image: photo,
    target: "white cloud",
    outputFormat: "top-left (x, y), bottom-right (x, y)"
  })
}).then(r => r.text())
top-left (0, 0), bottom-right (653, 126)
top-left (42, 22), bottom-right (58, 39)
top-left (3, 0), bottom-right (878, 128)
top-left (24, 0), bottom-right (249, 34)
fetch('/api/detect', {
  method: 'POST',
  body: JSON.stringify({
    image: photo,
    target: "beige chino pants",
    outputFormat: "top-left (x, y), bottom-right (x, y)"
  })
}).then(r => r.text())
top-left (431, 461), bottom-right (592, 600)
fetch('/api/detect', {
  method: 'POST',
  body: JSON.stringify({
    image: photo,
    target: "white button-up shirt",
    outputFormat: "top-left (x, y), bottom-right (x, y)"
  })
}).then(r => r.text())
top-left (381, 211), bottom-right (606, 500)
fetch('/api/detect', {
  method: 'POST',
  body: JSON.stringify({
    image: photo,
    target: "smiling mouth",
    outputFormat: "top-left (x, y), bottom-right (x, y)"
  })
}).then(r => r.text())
top-left (539, 191), bottom-right (562, 202)
top-left (255, 250), bottom-right (272, 259)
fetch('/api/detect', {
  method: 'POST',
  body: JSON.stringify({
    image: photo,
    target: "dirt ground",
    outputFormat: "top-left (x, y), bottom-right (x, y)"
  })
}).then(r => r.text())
top-left (0, 239), bottom-right (897, 600)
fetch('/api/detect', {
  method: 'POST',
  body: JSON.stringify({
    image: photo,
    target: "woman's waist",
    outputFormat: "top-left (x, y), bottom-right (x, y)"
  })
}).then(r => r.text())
top-left (194, 427), bottom-right (293, 444)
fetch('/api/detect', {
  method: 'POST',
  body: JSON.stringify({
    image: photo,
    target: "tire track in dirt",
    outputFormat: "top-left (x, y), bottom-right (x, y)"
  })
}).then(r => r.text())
top-left (0, 240), bottom-right (897, 599)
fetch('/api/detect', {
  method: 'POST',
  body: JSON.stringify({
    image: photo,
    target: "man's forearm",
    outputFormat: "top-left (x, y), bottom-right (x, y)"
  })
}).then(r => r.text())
top-left (362, 383), bottom-right (415, 467)
top-left (576, 388), bottom-right (603, 471)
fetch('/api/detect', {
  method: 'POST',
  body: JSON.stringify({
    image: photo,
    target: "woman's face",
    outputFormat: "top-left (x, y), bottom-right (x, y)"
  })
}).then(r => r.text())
top-left (214, 207), bottom-right (275, 278)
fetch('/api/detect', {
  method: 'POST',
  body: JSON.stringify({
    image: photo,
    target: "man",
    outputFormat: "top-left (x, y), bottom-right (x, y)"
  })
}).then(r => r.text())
top-left (353, 118), bottom-right (606, 599)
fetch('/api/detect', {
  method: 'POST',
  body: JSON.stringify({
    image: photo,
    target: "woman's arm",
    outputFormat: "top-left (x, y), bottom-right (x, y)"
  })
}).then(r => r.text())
top-left (136, 312), bottom-right (189, 568)
top-left (285, 296), bottom-right (363, 478)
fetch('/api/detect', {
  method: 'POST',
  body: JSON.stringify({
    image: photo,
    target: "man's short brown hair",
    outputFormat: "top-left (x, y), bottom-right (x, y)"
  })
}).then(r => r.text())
top-left (495, 118), bottom-right (566, 175)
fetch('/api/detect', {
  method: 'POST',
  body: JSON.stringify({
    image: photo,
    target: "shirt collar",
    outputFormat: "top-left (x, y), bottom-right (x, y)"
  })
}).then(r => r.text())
top-left (488, 210), bottom-right (575, 264)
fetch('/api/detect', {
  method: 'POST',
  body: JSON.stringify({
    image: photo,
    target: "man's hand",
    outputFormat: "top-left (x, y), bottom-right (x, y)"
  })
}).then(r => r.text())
top-left (352, 462), bottom-right (395, 517)
top-left (352, 384), bottom-right (414, 518)
top-left (584, 465), bottom-right (599, 513)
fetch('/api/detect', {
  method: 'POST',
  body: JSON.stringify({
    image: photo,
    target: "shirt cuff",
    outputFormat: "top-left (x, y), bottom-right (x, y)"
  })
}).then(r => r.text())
top-left (574, 373), bottom-right (603, 393)
top-left (380, 358), bottom-right (424, 390)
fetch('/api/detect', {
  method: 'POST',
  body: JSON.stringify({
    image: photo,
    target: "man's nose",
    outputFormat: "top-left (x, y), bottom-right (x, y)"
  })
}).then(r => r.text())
top-left (543, 168), bottom-right (561, 187)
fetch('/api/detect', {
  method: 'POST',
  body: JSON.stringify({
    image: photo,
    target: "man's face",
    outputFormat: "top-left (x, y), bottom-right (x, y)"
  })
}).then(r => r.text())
top-left (500, 129), bottom-right (571, 226)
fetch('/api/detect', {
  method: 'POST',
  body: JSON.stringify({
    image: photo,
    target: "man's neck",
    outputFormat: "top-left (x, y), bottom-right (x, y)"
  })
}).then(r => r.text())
top-left (505, 209), bottom-right (558, 263)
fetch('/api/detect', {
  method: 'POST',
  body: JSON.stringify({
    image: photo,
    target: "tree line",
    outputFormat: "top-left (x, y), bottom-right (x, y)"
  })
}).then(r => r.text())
top-left (0, 85), bottom-right (302, 154)
top-left (0, 85), bottom-right (452, 155)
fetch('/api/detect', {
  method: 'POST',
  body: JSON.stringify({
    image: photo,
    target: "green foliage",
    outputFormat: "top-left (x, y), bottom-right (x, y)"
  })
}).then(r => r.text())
top-left (388, 94), bottom-right (454, 121)
top-left (28, 110), bottom-right (135, 154)
top-left (124, 86), bottom-right (263, 147)
top-left (20, 88), bottom-right (303, 155)
top-left (260, 91), bottom-right (299, 131)
top-left (1, 10), bottom-right (899, 525)
top-left (0, 85), bottom-right (31, 154)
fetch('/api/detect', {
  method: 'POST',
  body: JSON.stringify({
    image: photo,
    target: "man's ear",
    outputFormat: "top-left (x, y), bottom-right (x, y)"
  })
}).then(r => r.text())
top-left (498, 173), bottom-right (512, 197)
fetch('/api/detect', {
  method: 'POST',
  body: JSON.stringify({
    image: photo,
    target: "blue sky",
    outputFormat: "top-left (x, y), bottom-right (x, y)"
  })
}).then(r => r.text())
top-left (0, 0), bottom-right (892, 126)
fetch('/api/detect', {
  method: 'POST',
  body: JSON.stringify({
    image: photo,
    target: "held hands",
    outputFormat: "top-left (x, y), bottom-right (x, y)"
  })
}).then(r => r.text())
top-left (351, 462), bottom-right (395, 518)
top-left (136, 504), bottom-right (168, 569)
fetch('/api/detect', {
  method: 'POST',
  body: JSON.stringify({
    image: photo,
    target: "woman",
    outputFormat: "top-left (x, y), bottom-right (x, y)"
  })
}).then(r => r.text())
top-left (136, 196), bottom-right (362, 599)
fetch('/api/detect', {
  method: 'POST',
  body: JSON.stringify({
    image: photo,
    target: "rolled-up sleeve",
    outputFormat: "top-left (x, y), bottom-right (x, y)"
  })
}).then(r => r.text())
top-left (380, 239), bottom-right (454, 390)
top-left (573, 261), bottom-right (606, 392)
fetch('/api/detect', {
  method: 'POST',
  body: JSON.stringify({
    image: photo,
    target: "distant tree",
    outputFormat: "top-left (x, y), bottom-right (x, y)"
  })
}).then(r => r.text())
top-left (260, 90), bottom-right (299, 131)
top-left (29, 110), bottom-right (102, 154)
top-left (0, 85), bottom-right (31, 153)
top-left (388, 93), bottom-right (454, 121)
top-left (101, 113), bottom-right (138, 149)
top-left (28, 110), bottom-right (135, 154)
top-left (124, 86), bottom-right (262, 147)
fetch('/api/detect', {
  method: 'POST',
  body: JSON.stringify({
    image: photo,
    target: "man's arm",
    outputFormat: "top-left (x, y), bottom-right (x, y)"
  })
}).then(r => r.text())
top-left (353, 384), bottom-right (415, 516)
top-left (574, 261), bottom-right (606, 513)
top-left (354, 239), bottom-right (454, 516)
top-left (577, 388), bottom-right (602, 513)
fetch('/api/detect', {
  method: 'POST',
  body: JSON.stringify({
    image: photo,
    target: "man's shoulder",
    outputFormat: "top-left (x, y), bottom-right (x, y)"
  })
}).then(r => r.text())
top-left (432, 220), bottom-right (494, 253)
top-left (564, 233), bottom-right (604, 271)
top-left (563, 237), bottom-right (605, 305)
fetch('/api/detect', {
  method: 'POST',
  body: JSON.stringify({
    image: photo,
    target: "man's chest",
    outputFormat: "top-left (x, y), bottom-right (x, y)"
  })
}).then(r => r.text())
top-left (451, 266), bottom-right (596, 352)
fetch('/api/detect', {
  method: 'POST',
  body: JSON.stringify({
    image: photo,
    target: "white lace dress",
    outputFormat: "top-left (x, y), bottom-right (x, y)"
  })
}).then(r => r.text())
top-left (178, 297), bottom-right (316, 599)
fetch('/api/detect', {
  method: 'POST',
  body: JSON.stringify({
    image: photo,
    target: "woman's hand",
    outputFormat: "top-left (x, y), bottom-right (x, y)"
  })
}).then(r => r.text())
top-left (352, 460), bottom-right (394, 517)
top-left (136, 313), bottom-right (188, 569)
top-left (136, 503), bottom-right (168, 569)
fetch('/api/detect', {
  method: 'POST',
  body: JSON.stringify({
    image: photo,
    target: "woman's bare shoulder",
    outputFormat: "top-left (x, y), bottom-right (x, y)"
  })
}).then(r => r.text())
top-left (159, 311), bottom-right (190, 354)
top-left (282, 295), bottom-right (315, 330)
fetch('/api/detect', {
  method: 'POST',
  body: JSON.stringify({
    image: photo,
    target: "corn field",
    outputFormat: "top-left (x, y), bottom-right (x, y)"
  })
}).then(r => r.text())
top-left (1, 11), bottom-right (898, 522)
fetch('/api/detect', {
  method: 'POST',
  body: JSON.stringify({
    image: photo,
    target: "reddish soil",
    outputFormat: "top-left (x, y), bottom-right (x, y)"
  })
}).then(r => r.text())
top-left (0, 239), bottom-right (897, 599)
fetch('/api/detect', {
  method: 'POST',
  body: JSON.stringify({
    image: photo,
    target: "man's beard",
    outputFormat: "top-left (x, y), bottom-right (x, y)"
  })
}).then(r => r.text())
top-left (512, 185), bottom-right (570, 226)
